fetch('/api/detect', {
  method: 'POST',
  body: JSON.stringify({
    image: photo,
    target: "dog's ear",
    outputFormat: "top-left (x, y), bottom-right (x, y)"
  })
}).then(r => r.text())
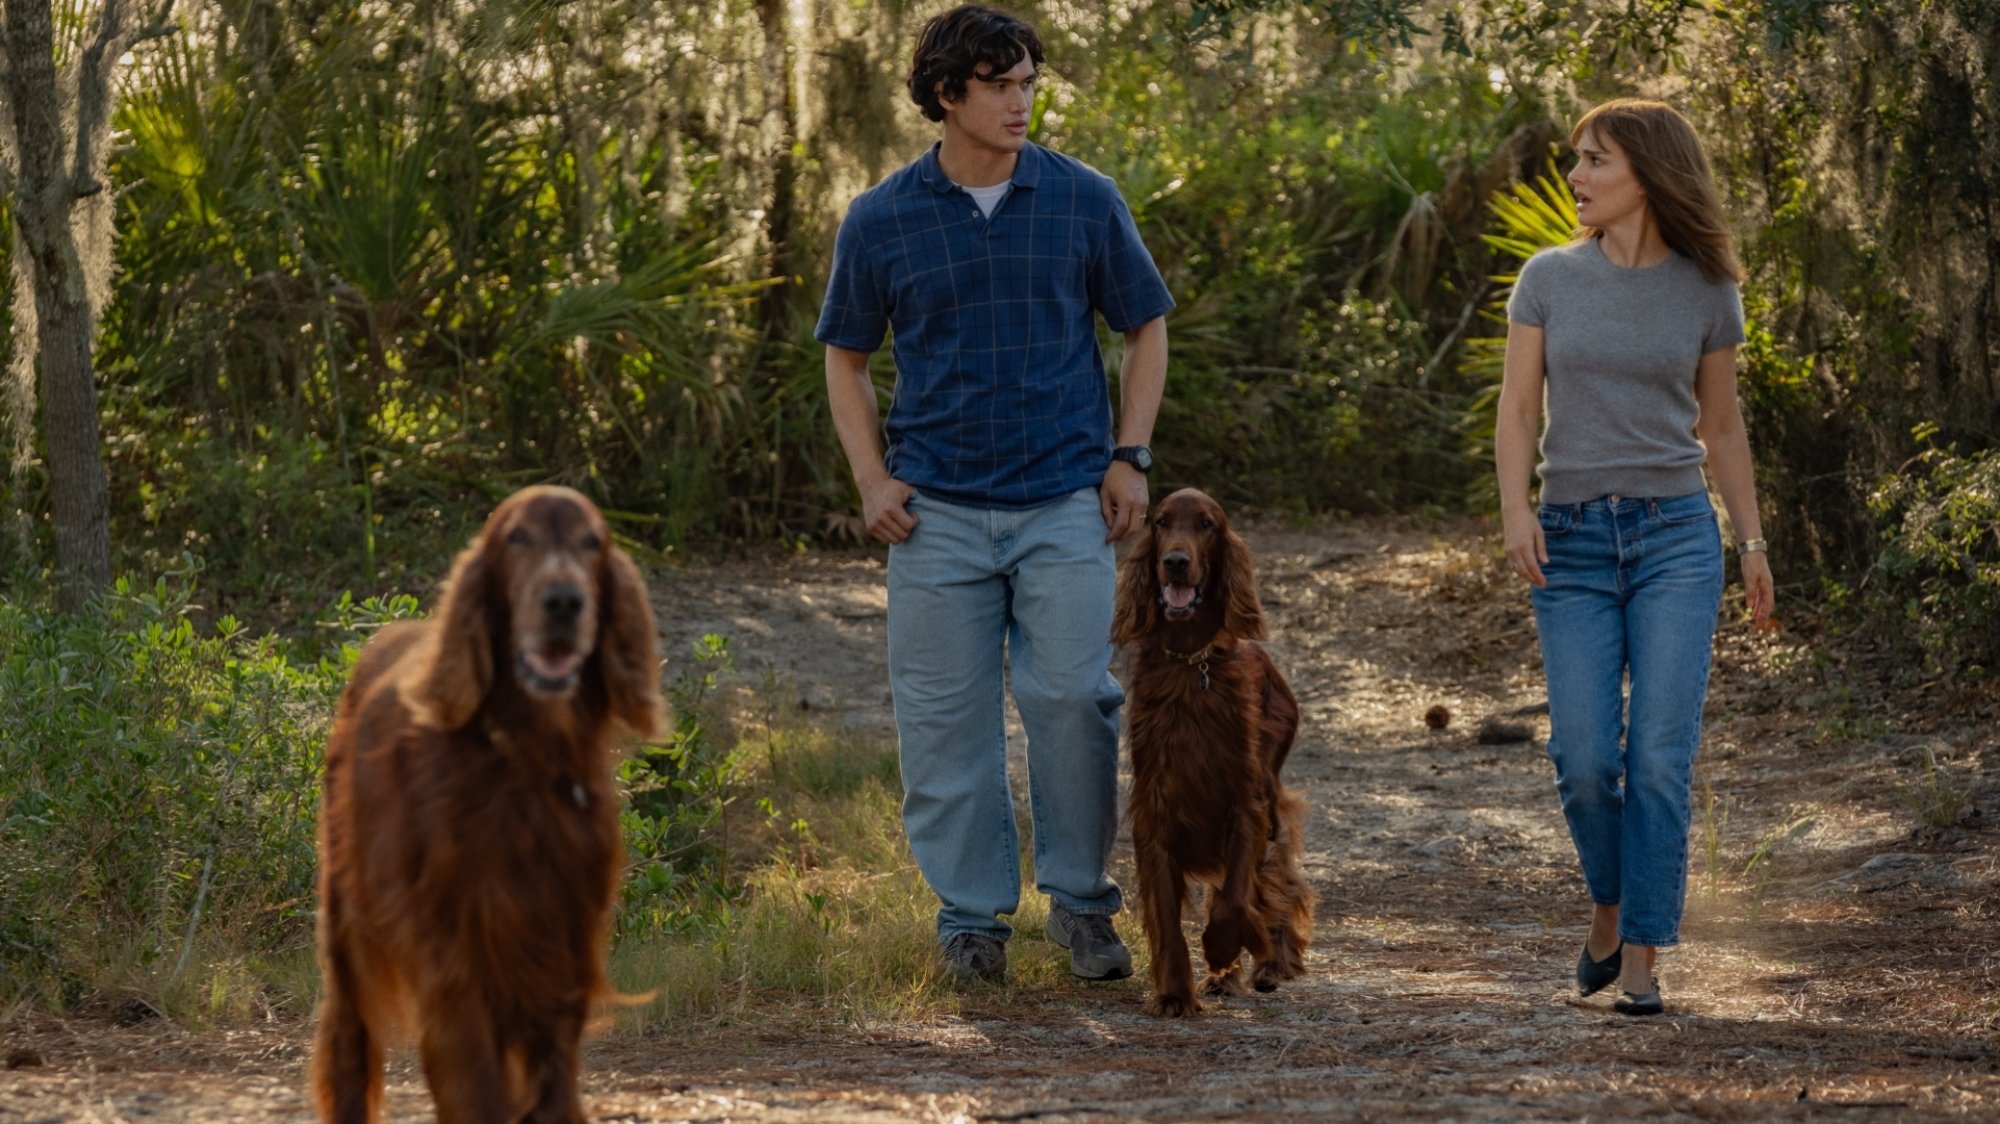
top-left (598, 544), bottom-right (665, 739)
top-left (1216, 524), bottom-right (1266, 641)
top-left (420, 535), bottom-right (498, 730)
top-left (1111, 525), bottom-right (1160, 646)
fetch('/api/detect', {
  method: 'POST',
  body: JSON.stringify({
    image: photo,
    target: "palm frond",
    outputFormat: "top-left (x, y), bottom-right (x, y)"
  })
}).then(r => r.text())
top-left (1459, 161), bottom-right (1579, 509)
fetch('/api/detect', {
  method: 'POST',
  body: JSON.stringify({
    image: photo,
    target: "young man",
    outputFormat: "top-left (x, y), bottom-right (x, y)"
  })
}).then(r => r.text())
top-left (816, 4), bottom-right (1173, 984)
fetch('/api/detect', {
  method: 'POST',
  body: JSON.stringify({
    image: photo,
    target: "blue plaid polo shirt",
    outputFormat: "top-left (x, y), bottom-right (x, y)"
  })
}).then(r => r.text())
top-left (815, 141), bottom-right (1175, 509)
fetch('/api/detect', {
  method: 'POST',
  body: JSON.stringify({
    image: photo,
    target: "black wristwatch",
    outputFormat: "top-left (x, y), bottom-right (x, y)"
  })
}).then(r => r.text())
top-left (1110, 445), bottom-right (1154, 474)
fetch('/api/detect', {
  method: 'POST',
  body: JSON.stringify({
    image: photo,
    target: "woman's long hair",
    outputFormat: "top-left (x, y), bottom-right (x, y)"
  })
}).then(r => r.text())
top-left (1573, 99), bottom-right (1744, 285)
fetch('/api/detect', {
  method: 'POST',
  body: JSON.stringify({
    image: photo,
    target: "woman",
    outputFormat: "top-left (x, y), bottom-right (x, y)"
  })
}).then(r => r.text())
top-left (1496, 99), bottom-right (1776, 1016)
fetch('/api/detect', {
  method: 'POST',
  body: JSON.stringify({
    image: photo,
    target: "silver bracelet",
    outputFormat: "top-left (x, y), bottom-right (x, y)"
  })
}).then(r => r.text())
top-left (1737, 538), bottom-right (1767, 556)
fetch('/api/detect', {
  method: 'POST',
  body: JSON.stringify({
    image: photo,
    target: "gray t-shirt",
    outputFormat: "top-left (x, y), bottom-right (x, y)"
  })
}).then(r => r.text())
top-left (1507, 237), bottom-right (1745, 505)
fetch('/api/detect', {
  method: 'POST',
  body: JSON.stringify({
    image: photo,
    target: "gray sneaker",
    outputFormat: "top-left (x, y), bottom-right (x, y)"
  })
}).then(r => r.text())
top-left (941, 931), bottom-right (1007, 984)
top-left (1046, 902), bottom-right (1134, 980)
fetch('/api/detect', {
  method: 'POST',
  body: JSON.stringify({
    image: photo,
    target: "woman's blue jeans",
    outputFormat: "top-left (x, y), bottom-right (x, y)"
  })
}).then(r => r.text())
top-left (886, 487), bottom-right (1125, 945)
top-left (1530, 491), bottom-right (1723, 948)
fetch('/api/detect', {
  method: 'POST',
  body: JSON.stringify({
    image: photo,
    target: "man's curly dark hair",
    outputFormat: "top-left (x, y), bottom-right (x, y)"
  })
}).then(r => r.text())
top-left (907, 5), bottom-right (1045, 124)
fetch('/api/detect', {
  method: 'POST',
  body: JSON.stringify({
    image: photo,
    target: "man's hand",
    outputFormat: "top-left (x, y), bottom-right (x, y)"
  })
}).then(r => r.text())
top-left (861, 476), bottom-right (917, 544)
top-left (1100, 461), bottom-right (1149, 543)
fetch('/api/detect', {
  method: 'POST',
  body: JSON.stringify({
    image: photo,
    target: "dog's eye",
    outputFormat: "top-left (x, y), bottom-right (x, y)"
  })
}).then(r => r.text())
top-left (579, 534), bottom-right (601, 552)
top-left (506, 528), bottom-right (531, 547)
top-left (1198, 517), bottom-right (1215, 531)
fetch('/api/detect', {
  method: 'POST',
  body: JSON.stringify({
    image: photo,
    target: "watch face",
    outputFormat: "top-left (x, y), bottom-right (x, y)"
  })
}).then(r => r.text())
top-left (1116, 446), bottom-right (1153, 472)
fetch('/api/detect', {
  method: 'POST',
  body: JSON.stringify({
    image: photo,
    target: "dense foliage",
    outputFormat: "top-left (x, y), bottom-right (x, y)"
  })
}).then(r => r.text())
top-left (0, 1), bottom-right (1556, 607)
top-left (1692, 1), bottom-right (1999, 670)
top-left (0, 1), bottom-right (1978, 647)
top-left (0, 4), bottom-right (1990, 639)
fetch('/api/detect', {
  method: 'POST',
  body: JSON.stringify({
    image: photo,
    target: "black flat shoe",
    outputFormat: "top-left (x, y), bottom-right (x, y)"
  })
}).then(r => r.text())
top-left (1613, 978), bottom-right (1664, 1016)
top-left (1576, 941), bottom-right (1623, 997)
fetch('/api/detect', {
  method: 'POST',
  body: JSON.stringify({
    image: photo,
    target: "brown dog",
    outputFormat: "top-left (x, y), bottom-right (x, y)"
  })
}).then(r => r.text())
top-left (311, 486), bottom-right (662, 1123)
top-left (1112, 488), bottom-right (1315, 1017)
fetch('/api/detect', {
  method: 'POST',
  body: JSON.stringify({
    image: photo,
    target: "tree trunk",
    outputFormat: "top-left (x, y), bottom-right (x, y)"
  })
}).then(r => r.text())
top-left (34, 252), bottom-right (111, 608)
top-left (2, 0), bottom-right (153, 610)
top-left (756, 0), bottom-right (798, 331)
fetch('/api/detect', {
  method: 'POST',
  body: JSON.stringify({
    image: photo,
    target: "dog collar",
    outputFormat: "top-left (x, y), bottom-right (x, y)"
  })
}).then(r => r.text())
top-left (1159, 642), bottom-right (1218, 690)
top-left (1160, 642), bottom-right (1216, 664)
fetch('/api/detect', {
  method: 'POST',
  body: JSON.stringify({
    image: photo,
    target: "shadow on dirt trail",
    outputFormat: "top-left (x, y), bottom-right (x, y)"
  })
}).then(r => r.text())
top-left (4, 519), bottom-right (1996, 1121)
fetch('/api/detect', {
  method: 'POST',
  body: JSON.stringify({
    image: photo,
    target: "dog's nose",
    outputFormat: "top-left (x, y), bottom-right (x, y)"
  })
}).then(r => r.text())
top-left (1162, 551), bottom-right (1191, 577)
top-left (540, 583), bottom-right (584, 623)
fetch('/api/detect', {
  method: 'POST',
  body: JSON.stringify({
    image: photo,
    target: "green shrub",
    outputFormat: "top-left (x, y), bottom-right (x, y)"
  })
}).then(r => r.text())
top-left (110, 417), bottom-right (484, 626)
top-left (1036, 27), bottom-right (1529, 515)
top-left (1868, 436), bottom-right (2000, 674)
top-left (618, 633), bottom-right (745, 933)
top-left (0, 570), bottom-right (412, 1015)
top-left (1158, 294), bottom-right (1452, 513)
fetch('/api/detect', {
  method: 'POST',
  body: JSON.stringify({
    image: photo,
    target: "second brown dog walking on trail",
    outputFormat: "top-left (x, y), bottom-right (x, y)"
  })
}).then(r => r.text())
top-left (1113, 489), bottom-right (1316, 1017)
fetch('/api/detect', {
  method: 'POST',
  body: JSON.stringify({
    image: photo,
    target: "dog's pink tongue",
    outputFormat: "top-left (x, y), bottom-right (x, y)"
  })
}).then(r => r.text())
top-left (526, 650), bottom-right (580, 680)
top-left (1164, 584), bottom-right (1196, 610)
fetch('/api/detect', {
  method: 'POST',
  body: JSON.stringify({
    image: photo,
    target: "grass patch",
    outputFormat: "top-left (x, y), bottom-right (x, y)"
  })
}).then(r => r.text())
top-left (612, 684), bottom-right (966, 1031)
top-left (609, 670), bottom-right (1150, 1030)
top-left (1902, 744), bottom-right (1973, 832)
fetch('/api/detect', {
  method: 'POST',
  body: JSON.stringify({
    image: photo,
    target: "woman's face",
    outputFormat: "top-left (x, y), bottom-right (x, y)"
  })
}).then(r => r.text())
top-left (1568, 127), bottom-right (1646, 230)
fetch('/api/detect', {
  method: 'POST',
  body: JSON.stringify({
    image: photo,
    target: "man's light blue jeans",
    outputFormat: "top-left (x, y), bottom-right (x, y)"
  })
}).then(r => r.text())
top-left (887, 487), bottom-right (1125, 944)
top-left (1530, 490), bottom-right (1724, 948)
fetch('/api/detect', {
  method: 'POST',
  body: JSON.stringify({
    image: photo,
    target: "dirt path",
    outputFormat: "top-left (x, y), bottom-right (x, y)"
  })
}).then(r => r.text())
top-left (5, 519), bottom-right (1996, 1121)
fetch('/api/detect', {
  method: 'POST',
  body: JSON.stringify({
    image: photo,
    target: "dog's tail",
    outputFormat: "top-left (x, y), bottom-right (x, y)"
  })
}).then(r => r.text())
top-left (1275, 784), bottom-right (1316, 948)
top-left (585, 977), bottom-right (658, 1034)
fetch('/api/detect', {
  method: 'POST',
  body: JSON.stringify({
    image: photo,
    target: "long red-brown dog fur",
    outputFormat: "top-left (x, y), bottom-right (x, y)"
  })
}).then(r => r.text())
top-left (1112, 488), bottom-right (1315, 1017)
top-left (311, 485), bottom-right (662, 1123)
